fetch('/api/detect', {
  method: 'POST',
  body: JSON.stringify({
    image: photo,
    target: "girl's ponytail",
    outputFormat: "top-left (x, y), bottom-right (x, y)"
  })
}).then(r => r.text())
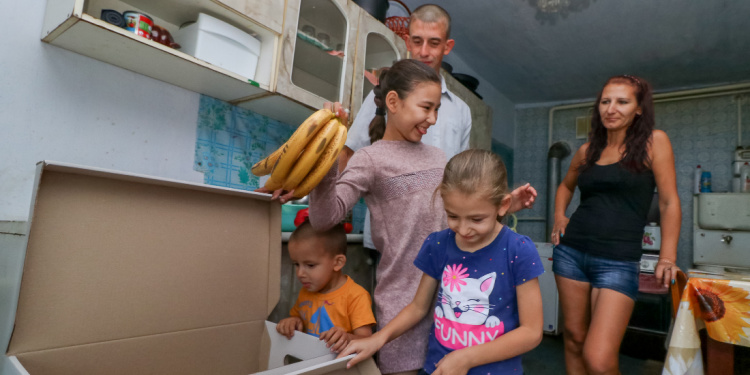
top-left (368, 69), bottom-right (389, 144)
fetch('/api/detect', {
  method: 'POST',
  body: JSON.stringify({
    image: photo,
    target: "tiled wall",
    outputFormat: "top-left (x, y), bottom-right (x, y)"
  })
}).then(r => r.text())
top-left (193, 95), bottom-right (367, 233)
top-left (514, 94), bottom-right (750, 271)
top-left (194, 95), bottom-right (295, 190)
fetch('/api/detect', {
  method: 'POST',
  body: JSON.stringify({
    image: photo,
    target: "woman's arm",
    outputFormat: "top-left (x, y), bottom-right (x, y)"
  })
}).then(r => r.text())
top-left (337, 273), bottom-right (439, 367)
top-left (431, 279), bottom-right (544, 375)
top-left (650, 130), bottom-right (681, 286)
top-left (552, 144), bottom-right (587, 245)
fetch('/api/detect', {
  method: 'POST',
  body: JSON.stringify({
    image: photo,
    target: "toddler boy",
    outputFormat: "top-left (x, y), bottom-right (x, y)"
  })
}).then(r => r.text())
top-left (276, 220), bottom-right (375, 352)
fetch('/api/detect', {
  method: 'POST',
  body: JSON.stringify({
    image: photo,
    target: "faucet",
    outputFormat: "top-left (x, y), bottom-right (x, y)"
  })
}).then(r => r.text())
top-left (721, 234), bottom-right (733, 245)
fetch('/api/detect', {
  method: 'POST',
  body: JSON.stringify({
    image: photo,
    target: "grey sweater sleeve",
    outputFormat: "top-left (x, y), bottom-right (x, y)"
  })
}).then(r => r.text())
top-left (308, 150), bottom-right (373, 231)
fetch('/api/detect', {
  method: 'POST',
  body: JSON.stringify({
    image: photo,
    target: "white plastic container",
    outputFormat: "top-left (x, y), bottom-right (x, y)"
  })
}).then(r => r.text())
top-left (741, 162), bottom-right (750, 193)
top-left (642, 222), bottom-right (661, 250)
top-left (694, 165), bottom-right (702, 194)
top-left (174, 13), bottom-right (261, 79)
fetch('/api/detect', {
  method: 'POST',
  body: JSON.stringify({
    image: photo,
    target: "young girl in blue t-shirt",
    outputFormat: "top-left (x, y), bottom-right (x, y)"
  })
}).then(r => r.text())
top-left (339, 149), bottom-right (545, 375)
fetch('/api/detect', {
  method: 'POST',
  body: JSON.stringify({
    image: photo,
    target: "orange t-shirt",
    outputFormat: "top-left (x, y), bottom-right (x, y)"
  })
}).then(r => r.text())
top-left (290, 276), bottom-right (376, 337)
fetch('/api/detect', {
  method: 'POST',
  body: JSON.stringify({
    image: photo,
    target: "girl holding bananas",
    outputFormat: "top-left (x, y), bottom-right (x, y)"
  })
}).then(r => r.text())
top-left (261, 59), bottom-right (536, 375)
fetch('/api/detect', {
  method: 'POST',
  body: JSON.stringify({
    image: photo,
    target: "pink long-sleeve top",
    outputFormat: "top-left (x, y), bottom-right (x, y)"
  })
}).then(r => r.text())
top-left (309, 140), bottom-right (448, 373)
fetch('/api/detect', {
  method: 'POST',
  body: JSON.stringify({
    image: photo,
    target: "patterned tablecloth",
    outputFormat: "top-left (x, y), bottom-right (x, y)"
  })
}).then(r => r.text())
top-left (663, 269), bottom-right (750, 375)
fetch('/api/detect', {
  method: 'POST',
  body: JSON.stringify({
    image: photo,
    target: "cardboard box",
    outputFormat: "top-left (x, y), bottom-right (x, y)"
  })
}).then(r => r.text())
top-left (2, 161), bottom-right (379, 375)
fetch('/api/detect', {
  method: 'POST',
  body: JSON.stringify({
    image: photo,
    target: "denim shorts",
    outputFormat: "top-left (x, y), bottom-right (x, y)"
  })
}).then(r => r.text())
top-left (553, 243), bottom-right (640, 301)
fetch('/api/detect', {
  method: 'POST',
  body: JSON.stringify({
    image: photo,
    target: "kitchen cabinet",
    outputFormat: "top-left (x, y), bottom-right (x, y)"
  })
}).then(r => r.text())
top-left (272, 0), bottom-right (360, 119)
top-left (349, 9), bottom-right (408, 121)
top-left (42, 0), bottom-right (281, 105)
top-left (441, 71), bottom-right (493, 150)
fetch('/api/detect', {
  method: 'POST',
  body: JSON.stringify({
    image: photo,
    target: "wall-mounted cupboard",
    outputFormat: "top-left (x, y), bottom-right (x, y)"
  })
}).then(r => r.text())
top-left (271, 0), bottom-right (360, 121)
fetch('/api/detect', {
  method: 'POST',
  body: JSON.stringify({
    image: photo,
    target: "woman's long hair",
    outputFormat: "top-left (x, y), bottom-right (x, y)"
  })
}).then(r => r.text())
top-left (368, 59), bottom-right (441, 144)
top-left (582, 75), bottom-right (655, 173)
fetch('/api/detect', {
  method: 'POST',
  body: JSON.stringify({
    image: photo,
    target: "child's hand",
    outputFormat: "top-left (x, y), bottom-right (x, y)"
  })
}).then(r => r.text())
top-left (509, 183), bottom-right (537, 213)
top-left (432, 350), bottom-right (471, 375)
top-left (336, 334), bottom-right (386, 369)
top-left (324, 101), bottom-right (349, 125)
top-left (254, 186), bottom-right (295, 204)
top-left (319, 326), bottom-right (349, 353)
top-left (276, 317), bottom-right (304, 339)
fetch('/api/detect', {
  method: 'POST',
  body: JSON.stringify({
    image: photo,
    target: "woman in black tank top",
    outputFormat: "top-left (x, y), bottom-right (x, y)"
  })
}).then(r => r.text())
top-left (550, 75), bottom-right (681, 375)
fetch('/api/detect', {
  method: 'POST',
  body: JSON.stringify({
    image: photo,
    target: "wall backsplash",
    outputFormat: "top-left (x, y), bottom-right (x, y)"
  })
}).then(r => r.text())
top-left (514, 94), bottom-right (750, 271)
top-left (193, 95), bottom-right (366, 233)
top-left (194, 95), bottom-right (295, 190)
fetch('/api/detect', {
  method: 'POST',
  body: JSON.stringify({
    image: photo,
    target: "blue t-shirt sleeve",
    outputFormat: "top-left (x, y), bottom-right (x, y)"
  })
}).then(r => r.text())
top-left (509, 236), bottom-right (545, 286)
top-left (413, 231), bottom-right (444, 281)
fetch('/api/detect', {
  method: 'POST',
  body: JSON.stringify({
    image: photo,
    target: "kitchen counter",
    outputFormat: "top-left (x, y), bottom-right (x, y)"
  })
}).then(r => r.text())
top-left (281, 232), bottom-right (363, 243)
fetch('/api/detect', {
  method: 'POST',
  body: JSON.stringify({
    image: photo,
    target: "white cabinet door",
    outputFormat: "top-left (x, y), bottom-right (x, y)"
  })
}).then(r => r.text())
top-left (275, 0), bottom-right (359, 113)
top-left (348, 8), bottom-right (408, 122)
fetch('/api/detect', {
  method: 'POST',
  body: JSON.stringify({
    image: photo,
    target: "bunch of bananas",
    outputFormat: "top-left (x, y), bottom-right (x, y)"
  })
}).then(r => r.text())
top-left (251, 108), bottom-right (348, 199)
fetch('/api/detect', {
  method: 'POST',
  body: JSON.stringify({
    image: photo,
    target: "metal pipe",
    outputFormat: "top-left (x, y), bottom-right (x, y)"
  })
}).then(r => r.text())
top-left (739, 95), bottom-right (744, 148)
top-left (546, 141), bottom-right (571, 242)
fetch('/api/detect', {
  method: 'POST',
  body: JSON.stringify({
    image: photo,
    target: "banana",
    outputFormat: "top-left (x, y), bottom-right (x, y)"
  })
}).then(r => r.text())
top-left (292, 123), bottom-right (348, 199)
top-left (252, 108), bottom-right (334, 177)
top-left (282, 118), bottom-right (341, 191)
top-left (262, 108), bottom-right (335, 190)
top-left (250, 146), bottom-right (283, 176)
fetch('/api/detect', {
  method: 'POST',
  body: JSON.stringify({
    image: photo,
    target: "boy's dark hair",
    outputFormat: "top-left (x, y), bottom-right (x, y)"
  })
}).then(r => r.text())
top-left (289, 220), bottom-right (347, 257)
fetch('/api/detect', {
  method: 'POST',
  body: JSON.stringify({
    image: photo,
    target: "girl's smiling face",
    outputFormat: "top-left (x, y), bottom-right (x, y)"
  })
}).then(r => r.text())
top-left (383, 81), bottom-right (441, 143)
top-left (442, 190), bottom-right (511, 252)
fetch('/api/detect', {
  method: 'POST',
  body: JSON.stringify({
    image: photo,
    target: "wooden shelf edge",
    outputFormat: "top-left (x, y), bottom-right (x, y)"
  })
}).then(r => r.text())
top-left (41, 12), bottom-right (281, 107)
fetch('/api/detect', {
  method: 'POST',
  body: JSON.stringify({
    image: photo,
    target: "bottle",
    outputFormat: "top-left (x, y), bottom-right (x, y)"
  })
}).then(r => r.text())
top-left (741, 162), bottom-right (750, 193)
top-left (642, 222), bottom-right (661, 250)
top-left (700, 171), bottom-right (712, 193)
top-left (694, 165), bottom-right (702, 194)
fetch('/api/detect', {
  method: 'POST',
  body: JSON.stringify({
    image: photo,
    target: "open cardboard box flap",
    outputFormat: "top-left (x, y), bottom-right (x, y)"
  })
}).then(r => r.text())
top-left (4, 161), bottom-right (379, 375)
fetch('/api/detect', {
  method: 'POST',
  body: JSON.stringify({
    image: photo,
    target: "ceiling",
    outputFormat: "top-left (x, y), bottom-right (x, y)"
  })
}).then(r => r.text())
top-left (397, 0), bottom-right (750, 104)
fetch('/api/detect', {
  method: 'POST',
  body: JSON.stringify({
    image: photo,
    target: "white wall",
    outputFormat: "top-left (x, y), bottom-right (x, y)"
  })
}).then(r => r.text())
top-left (0, 1), bottom-right (204, 221)
top-left (443, 53), bottom-right (515, 146)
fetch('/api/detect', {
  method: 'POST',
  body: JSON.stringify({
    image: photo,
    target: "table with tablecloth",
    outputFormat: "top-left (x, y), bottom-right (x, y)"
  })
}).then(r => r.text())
top-left (662, 269), bottom-right (750, 375)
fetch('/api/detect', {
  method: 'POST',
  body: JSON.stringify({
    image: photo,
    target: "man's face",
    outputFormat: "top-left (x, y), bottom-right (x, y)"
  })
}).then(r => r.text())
top-left (408, 19), bottom-right (455, 72)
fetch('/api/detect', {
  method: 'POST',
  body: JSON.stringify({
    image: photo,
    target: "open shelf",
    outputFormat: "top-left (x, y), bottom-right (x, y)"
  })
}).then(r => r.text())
top-left (42, 0), bottom-right (280, 104)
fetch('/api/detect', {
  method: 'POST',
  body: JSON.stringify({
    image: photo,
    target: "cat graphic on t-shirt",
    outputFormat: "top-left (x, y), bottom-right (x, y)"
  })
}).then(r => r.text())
top-left (436, 266), bottom-right (500, 328)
